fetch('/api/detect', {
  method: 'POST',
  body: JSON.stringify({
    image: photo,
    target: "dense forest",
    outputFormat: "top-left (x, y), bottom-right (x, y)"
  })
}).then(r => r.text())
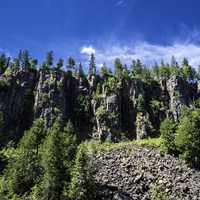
top-left (0, 50), bottom-right (200, 199)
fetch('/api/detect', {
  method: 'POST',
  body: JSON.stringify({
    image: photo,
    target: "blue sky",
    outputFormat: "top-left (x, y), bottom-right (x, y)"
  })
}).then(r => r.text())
top-left (1, 0), bottom-right (200, 68)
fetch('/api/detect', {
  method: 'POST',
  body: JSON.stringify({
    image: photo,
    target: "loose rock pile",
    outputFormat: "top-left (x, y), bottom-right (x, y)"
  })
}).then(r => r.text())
top-left (92, 144), bottom-right (200, 200)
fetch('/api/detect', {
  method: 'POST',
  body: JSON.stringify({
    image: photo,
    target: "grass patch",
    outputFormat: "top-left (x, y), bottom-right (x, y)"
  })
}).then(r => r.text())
top-left (86, 137), bottom-right (161, 152)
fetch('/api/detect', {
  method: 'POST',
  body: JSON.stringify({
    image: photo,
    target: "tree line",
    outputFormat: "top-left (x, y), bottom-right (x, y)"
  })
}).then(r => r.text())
top-left (0, 50), bottom-right (200, 82)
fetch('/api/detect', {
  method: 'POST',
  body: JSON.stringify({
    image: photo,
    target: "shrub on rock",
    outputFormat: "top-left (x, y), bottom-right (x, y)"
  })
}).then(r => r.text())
top-left (175, 108), bottom-right (200, 168)
top-left (160, 118), bottom-right (177, 154)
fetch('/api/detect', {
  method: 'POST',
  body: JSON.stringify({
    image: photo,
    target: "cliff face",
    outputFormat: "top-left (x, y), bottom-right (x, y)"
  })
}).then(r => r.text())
top-left (165, 75), bottom-right (197, 121)
top-left (0, 69), bottom-right (197, 142)
top-left (0, 69), bottom-right (37, 139)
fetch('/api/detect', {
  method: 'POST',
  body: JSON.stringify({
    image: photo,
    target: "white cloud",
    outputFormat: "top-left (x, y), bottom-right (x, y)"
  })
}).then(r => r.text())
top-left (86, 41), bottom-right (200, 68)
top-left (80, 46), bottom-right (96, 55)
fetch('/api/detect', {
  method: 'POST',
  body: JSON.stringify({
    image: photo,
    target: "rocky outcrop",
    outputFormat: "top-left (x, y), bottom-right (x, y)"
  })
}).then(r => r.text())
top-left (135, 112), bottom-right (154, 140)
top-left (92, 144), bottom-right (200, 200)
top-left (92, 92), bottom-right (121, 141)
top-left (34, 70), bottom-right (67, 127)
top-left (0, 69), bottom-right (38, 139)
top-left (0, 69), bottom-right (79, 140)
top-left (164, 75), bottom-right (196, 121)
top-left (0, 69), bottom-right (198, 142)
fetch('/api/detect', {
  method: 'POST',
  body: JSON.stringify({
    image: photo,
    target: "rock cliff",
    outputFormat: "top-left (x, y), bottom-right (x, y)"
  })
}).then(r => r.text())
top-left (0, 68), bottom-right (197, 142)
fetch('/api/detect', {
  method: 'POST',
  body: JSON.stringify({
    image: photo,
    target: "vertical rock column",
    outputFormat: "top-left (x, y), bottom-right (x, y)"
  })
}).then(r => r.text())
top-left (92, 92), bottom-right (121, 141)
top-left (166, 75), bottom-right (196, 121)
top-left (34, 70), bottom-right (67, 127)
top-left (0, 68), bottom-right (38, 138)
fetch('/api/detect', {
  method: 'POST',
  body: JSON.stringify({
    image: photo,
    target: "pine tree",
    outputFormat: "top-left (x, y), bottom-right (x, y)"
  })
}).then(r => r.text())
top-left (69, 144), bottom-right (95, 200)
top-left (88, 53), bottom-right (96, 78)
top-left (67, 57), bottom-right (76, 71)
top-left (77, 62), bottom-right (85, 78)
top-left (0, 111), bottom-right (6, 146)
top-left (55, 58), bottom-right (63, 70)
top-left (181, 57), bottom-right (195, 81)
top-left (100, 63), bottom-right (111, 78)
top-left (39, 120), bottom-right (64, 199)
top-left (151, 62), bottom-right (160, 80)
top-left (122, 64), bottom-right (130, 79)
top-left (169, 56), bottom-right (180, 76)
top-left (170, 55), bottom-right (177, 67)
top-left (3, 118), bottom-right (45, 196)
top-left (41, 62), bottom-right (49, 70)
top-left (175, 108), bottom-right (200, 167)
top-left (38, 120), bottom-right (77, 200)
top-left (160, 118), bottom-right (177, 153)
top-left (30, 58), bottom-right (38, 69)
top-left (114, 58), bottom-right (123, 79)
top-left (46, 51), bottom-right (54, 67)
top-left (137, 94), bottom-right (145, 112)
top-left (0, 53), bottom-right (7, 74)
top-left (132, 59), bottom-right (143, 78)
top-left (17, 50), bottom-right (23, 67)
top-left (159, 60), bottom-right (171, 79)
top-left (12, 58), bottom-right (20, 70)
top-left (21, 49), bottom-right (31, 69)
top-left (142, 65), bottom-right (151, 81)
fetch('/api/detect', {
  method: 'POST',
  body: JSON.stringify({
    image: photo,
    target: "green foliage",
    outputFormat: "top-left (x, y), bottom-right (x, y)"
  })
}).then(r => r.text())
top-left (194, 97), bottom-right (200, 108)
top-left (0, 111), bottom-right (6, 147)
top-left (63, 120), bottom-right (77, 163)
top-left (75, 94), bottom-right (91, 115)
top-left (41, 62), bottom-right (49, 70)
top-left (150, 183), bottom-right (169, 200)
top-left (20, 50), bottom-right (31, 69)
top-left (180, 57), bottom-right (196, 81)
top-left (69, 143), bottom-right (96, 200)
top-left (100, 63), bottom-right (112, 78)
top-left (114, 58), bottom-right (123, 79)
top-left (122, 64), bottom-right (130, 79)
top-left (150, 100), bottom-right (164, 113)
top-left (131, 59), bottom-right (143, 78)
top-left (95, 105), bottom-right (107, 118)
top-left (0, 79), bottom-right (9, 90)
top-left (67, 57), bottom-right (76, 71)
top-left (131, 60), bottom-right (151, 81)
top-left (0, 118), bottom-right (45, 197)
top-left (77, 63), bottom-right (85, 78)
top-left (31, 119), bottom-right (77, 200)
top-left (30, 58), bottom-right (38, 68)
top-left (137, 94), bottom-right (145, 112)
top-left (103, 76), bottom-right (118, 94)
top-left (160, 118), bottom-right (177, 153)
top-left (45, 51), bottom-right (54, 67)
top-left (36, 120), bottom-right (65, 199)
top-left (159, 62), bottom-right (171, 79)
top-left (91, 138), bottom-right (161, 151)
top-left (88, 53), bottom-right (96, 77)
top-left (3, 68), bottom-right (12, 77)
top-left (0, 53), bottom-right (9, 74)
top-left (142, 66), bottom-right (151, 81)
top-left (151, 63), bottom-right (160, 80)
top-left (55, 58), bottom-right (63, 70)
top-left (175, 108), bottom-right (200, 167)
top-left (12, 58), bottom-right (20, 70)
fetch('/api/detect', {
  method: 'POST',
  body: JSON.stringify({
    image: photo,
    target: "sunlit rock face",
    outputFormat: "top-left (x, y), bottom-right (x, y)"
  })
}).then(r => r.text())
top-left (165, 75), bottom-right (197, 121)
top-left (0, 69), bottom-right (197, 141)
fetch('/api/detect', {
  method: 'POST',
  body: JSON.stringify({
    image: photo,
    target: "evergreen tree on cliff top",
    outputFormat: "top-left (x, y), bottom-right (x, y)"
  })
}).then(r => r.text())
top-left (88, 53), bottom-right (96, 78)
